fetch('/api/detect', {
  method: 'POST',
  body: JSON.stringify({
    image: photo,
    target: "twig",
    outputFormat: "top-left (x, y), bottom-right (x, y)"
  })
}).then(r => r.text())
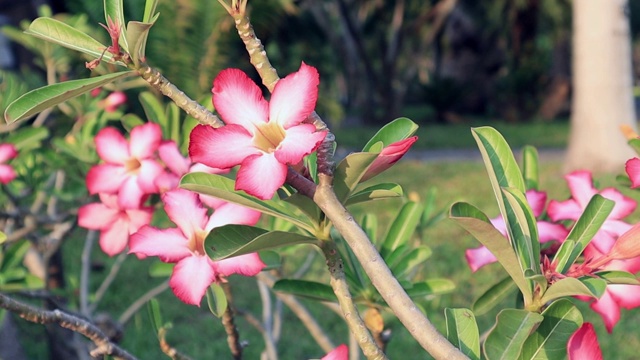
top-left (118, 281), bottom-right (169, 325)
top-left (221, 283), bottom-right (245, 360)
top-left (80, 231), bottom-right (97, 317)
top-left (158, 327), bottom-right (193, 360)
top-left (89, 252), bottom-right (128, 314)
top-left (257, 279), bottom-right (278, 360)
top-left (0, 292), bottom-right (137, 360)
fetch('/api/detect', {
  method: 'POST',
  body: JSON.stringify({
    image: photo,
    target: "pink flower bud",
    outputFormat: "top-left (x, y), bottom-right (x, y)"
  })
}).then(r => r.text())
top-left (102, 91), bottom-right (127, 112)
top-left (361, 136), bottom-right (418, 182)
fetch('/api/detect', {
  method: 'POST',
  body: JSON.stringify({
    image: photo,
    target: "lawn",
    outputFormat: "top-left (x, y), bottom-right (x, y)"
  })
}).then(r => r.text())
top-left (13, 125), bottom-right (640, 359)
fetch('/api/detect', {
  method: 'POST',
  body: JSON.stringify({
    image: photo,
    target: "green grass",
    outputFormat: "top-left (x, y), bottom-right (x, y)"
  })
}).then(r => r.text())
top-left (333, 119), bottom-right (570, 150)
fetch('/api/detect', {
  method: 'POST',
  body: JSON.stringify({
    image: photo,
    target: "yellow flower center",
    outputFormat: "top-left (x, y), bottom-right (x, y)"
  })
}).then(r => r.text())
top-left (124, 158), bottom-right (141, 173)
top-left (188, 229), bottom-right (209, 256)
top-left (254, 122), bottom-right (286, 153)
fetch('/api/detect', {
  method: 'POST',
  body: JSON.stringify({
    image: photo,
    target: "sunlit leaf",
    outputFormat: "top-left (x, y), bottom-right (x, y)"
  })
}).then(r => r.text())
top-left (126, 21), bottom-right (154, 65)
top-left (521, 145), bottom-right (539, 190)
top-left (273, 279), bottom-right (337, 302)
top-left (333, 152), bottom-right (379, 202)
top-left (391, 246), bottom-right (432, 278)
top-left (205, 283), bottom-right (227, 317)
top-left (595, 270), bottom-right (640, 285)
top-left (345, 183), bottom-right (403, 206)
top-left (380, 201), bottom-right (424, 258)
top-left (362, 117), bottom-right (419, 151)
top-left (473, 276), bottom-right (518, 316)
top-left (539, 277), bottom-right (606, 304)
top-left (405, 279), bottom-right (456, 297)
top-left (502, 187), bottom-right (540, 275)
top-left (445, 308), bottom-right (480, 360)
top-left (483, 309), bottom-right (543, 360)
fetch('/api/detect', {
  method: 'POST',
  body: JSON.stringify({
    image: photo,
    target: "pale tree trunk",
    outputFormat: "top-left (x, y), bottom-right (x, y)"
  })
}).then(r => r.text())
top-left (564, 0), bottom-right (637, 173)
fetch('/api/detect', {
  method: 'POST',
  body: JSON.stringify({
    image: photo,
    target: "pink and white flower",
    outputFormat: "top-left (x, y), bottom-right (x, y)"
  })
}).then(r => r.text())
top-left (86, 122), bottom-right (164, 209)
top-left (567, 323), bottom-right (603, 360)
top-left (625, 157), bottom-right (640, 188)
top-left (465, 190), bottom-right (568, 272)
top-left (547, 170), bottom-right (636, 254)
top-left (189, 62), bottom-right (327, 200)
top-left (78, 193), bottom-right (153, 256)
top-left (129, 189), bottom-right (265, 305)
top-left (0, 143), bottom-right (18, 184)
top-left (155, 140), bottom-right (226, 193)
top-left (361, 136), bottom-right (418, 182)
top-left (101, 91), bottom-right (127, 112)
top-left (321, 344), bottom-right (348, 360)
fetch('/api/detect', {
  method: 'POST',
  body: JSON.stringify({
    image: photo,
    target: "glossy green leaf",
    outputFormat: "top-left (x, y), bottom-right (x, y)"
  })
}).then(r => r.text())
top-left (1, 240), bottom-right (32, 271)
top-left (25, 17), bottom-right (120, 64)
top-left (596, 270), bottom-right (640, 285)
top-left (518, 299), bottom-right (582, 360)
top-left (405, 279), bottom-right (456, 297)
top-left (539, 277), bottom-right (605, 304)
top-left (147, 298), bottom-right (163, 334)
top-left (204, 225), bottom-right (317, 260)
top-left (284, 193), bottom-right (321, 224)
top-left (139, 92), bottom-right (167, 128)
top-left (166, 103), bottom-right (181, 143)
top-left (361, 213), bottom-right (378, 244)
top-left (272, 279), bottom-right (337, 302)
top-left (4, 127), bottom-right (49, 150)
top-left (180, 173), bottom-right (315, 232)
top-left (483, 309), bottom-right (543, 360)
top-left (391, 246), bottom-right (432, 278)
top-left (551, 240), bottom-right (576, 276)
top-left (445, 308), bottom-right (481, 360)
top-left (362, 117), bottom-right (419, 151)
top-left (259, 251), bottom-right (281, 271)
top-left (345, 183), bottom-right (403, 206)
top-left (5, 71), bottom-right (133, 123)
top-left (502, 187), bottom-right (540, 274)
top-left (450, 202), bottom-right (532, 301)
top-left (380, 201), bottom-right (424, 258)
top-left (628, 138), bottom-right (640, 156)
top-left (473, 276), bottom-right (518, 316)
top-left (205, 283), bottom-right (227, 317)
top-left (126, 21), bottom-right (154, 65)
top-left (148, 261), bottom-right (173, 278)
top-left (521, 145), bottom-right (539, 190)
top-left (333, 152), bottom-right (379, 203)
top-left (143, 0), bottom-right (159, 22)
top-left (335, 234), bottom-right (368, 290)
top-left (554, 195), bottom-right (613, 274)
top-left (104, 0), bottom-right (129, 52)
top-left (121, 113), bottom-right (145, 131)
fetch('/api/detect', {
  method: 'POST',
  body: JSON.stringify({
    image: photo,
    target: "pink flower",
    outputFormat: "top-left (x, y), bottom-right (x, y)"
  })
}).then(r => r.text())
top-left (155, 140), bottom-right (226, 193)
top-left (567, 323), bottom-right (602, 360)
top-left (0, 143), bottom-right (18, 184)
top-left (86, 123), bottom-right (164, 209)
top-left (547, 170), bottom-right (636, 254)
top-left (321, 344), bottom-right (348, 360)
top-left (361, 136), bottom-right (418, 182)
top-left (189, 62), bottom-right (327, 200)
top-left (465, 190), bottom-right (568, 272)
top-left (575, 245), bottom-right (640, 332)
top-left (101, 91), bottom-right (127, 112)
top-left (625, 157), bottom-right (640, 188)
top-left (78, 193), bottom-right (153, 256)
top-left (129, 189), bottom-right (265, 305)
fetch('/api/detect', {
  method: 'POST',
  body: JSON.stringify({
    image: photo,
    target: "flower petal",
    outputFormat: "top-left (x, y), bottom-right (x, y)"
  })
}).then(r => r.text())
top-left (170, 255), bottom-right (217, 306)
top-left (608, 284), bottom-right (640, 310)
top-left (212, 68), bottom-right (268, 130)
top-left (215, 253), bottom-right (265, 277)
top-left (600, 188), bottom-right (636, 219)
top-left (136, 159), bottom-right (164, 192)
top-left (124, 207), bottom-right (154, 233)
top-left (95, 127), bottom-right (130, 164)
top-left (118, 177), bottom-right (146, 209)
top-left (236, 153), bottom-right (287, 200)
top-left (78, 202), bottom-right (119, 230)
top-left (361, 136), bottom-right (418, 182)
top-left (86, 164), bottom-right (128, 195)
top-left (275, 124), bottom-right (326, 164)
top-left (0, 165), bottom-right (17, 184)
top-left (206, 202), bottom-right (261, 231)
top-left (589, 290), bottom-right (621, 333)
top-left (129, 122), bottom-right (162, 159)
top-left (547, 199), bottom-right (582, 222)
top-left (0, 144), bottom-right (18, 162)
top-left (537, 221), bottom-right (568, 243)
top-left (567, 323), bottom-right (603, 360)
top-left (162, 189), bottom-right (208, 239)
top-left (129, 226), bottom-right (191, 262)
top-left (269, 62), bottom-right (319, 129)
top-left (525, 190), bottom-right (547, 217)
top-left (626, 157), bottom-right (640, 188)
top-left (565, 171), bottom-right (597, 208)
top-left (189, 124), bottom-right (258, 169)
top-left (159, 140), bottom-right (190, 176)
top-left (322, 344), bottom-right (348, 360)
top-left (99, 216), bottom-right (130, 256)
top-left (465, 246), bottom-right (497, 272)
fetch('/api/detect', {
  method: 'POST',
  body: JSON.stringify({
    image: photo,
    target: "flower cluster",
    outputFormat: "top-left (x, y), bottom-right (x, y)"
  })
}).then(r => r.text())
top-left (0, 143), bottom-right (18, 184)
top-left (78, 122), bottom-right (265, 305)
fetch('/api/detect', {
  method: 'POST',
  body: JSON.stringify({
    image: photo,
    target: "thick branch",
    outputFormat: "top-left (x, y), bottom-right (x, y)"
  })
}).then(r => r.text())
top-left (0, 292), bottom-right (136, 360)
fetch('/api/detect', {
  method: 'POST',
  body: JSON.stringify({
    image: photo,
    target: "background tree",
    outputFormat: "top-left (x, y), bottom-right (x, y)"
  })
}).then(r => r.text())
top-left (564, 0), bottom-right (637, 173)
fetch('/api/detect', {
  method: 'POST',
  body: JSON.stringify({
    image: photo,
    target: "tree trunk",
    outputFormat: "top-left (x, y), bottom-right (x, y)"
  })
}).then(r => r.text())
top-left (564, 0), bottom-right (637, 173)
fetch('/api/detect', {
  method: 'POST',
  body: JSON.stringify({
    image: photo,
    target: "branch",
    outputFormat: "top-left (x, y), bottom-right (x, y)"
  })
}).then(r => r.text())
top-left (0, 292), bottom-right (136, 360)
top-left (158, 327), bottom-right (193, 360)
top-left (221, 283), bottom-right (245, 360)
top-left (118, 281), bottom-right (170, 325)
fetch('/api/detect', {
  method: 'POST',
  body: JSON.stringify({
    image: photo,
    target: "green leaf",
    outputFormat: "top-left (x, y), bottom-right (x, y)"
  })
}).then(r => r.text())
top-left (121, 113), bottom-right (145, 131)
top-left (284, 193), bottom-right (322, 224)
top-left (4, 127), bottom-right (49, 150)
top-left (380, 201), bottom-right (424, 258)
top-left (272, 279), bottom-right (337, 302)
top-left (518, 299), bottom-right (582, 360)
top-left (333, 152), bottom-right (379, 203)
top-left (502, 187), bottom-right (540, 275)
top-left (554, 195), bottom-right (614, 273)
top-left (483, 309), bottom-right (543, 360)
top-left (345, 183), bottom-right (403, 206)
top-left (0, 232), bottom-right (5, 245)
top-left (104, 0), bottom-right (129, 52)
top-left (125, 21), bottom-right (154, 65)
top-left (5, 71), bottom-right (134, 123)
top-left (362, 117), bottom-right (419, 151)
top-left (143, 0), bottom-right (159, 23)
top-left (361, 213), bottom-right (378, 244)
top-left (450, 202), bottom-right (532, 301)
top-left (391, 246), bottom-right (432, 278)
top-left (148, 261), bottom-right (173, 278)
top-left (25, 17), bottom-right (120, 64)
top-left (204, 225), bottom-right (317, 260)
top-left (521, 145), bottom-right (539, 190)
top-left (405, 279), bottom-right (456, 297)
top-left (628, 138), bottom-right (640, 156)
top-left (445, 308), bottom-right (481, 360)
top-left (596, 270), bottom-right (640, 285)
top-left (180, 173), bottom-right (316, 232)
top-left (205, 283), bottom-right (228, 317)
top-left (473, 277), bottom-right (518, 316)
top-left (139, 92), bottom-right (167, 128)
top-left (1, 240), bottom-right (31, 271)
top-left (539, 277), bottom-right (606, 304)
top-left (147, 298), bottom-right (163, 334)
top-left (551, 240), bottom-right (576, 276)
top-left (258, 251), bottom-right (281, 271)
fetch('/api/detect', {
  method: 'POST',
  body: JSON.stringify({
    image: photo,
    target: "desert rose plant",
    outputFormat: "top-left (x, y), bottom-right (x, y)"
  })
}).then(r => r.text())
top-left (0, 1), bottom-right (639, 359)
